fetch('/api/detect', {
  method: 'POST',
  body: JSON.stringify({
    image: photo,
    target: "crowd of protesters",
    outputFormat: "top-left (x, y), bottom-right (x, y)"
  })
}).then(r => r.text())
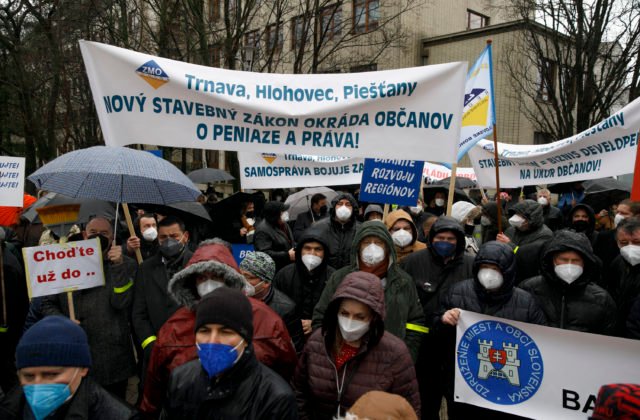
top-left (0, 184), bottom-right (639, 420)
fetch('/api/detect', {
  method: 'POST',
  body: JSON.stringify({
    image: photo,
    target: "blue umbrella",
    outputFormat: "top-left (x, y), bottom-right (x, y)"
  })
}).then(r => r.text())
top-left (28, 146), bottom-right (201, 204)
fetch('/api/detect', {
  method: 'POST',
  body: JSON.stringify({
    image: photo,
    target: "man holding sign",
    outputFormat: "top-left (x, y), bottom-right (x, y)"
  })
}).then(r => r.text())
top-left (40, 217), bottom-right (137, 398)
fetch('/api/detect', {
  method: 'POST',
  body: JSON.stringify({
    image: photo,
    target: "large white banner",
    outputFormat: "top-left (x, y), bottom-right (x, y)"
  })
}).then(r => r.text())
top-left (238, 153), bottom-right (363, 189)
top-left (455, 310), bottom-right (640, 419)
top-left (0, 156), bottom-right (25, 207)
top-left (80, 41), bottom-right (466, 162)
top-left (23, 239), bottom-right (105, 298)
top-left (468, 97), bottom-right (640, 188)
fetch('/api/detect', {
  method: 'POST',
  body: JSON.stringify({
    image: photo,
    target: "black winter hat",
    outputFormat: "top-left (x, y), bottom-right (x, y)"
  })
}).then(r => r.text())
top-left (195, 288), bottom-right (253, 343)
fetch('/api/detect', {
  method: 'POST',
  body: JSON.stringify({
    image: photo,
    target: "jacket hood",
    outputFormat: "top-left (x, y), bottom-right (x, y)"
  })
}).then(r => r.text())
top-left (428, 216), bottom-right (466, 257)
top-left (451, 201), bottom-right (477, 224)
top-left (385, 209), bottom-right (418, 245)
top-left (294, 225), bottom-right (331, 273)
top-left (349, 220), bottom-right (397, 267)
top-left (473, 241), bottom-right (516, 301)
top-left (482, 201), bottom-right (507, 224)
top-left (322, 271), bottom-right (386, 345)
top-left (567, 203), bottom-right (596, 233)
top-left (329, 192), bottom-right (359, 224)
top-left (364, 204), bottom-right (384, 220)
top-left (168, 239), bottom-right (247, 310)
top-left (509, 200), bottom-right (544, 230)
top-left (540, 229), bottom-right (600, 287)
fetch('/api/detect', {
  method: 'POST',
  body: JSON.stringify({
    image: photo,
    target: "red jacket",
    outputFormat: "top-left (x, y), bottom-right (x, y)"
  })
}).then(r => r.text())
top-left (139, 241), bottom-right (297, 418)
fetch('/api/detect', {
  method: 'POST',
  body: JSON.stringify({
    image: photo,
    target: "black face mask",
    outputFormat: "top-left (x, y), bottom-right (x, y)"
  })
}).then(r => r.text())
top-left (245, 211), bottom-right (255, 219)
top-left (88, 234), bottom-right (110, 252)
top-left (572, 220), bottom-right (590, 233)
top-left (464, 224), bottom-right (476, 235)
top-left (160, 238), bottom-right (185, 259)
top-left (317, 205), bottom-right (328, 215)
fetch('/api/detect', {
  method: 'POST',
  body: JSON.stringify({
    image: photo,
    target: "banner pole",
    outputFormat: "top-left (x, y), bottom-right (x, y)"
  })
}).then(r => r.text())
top-left (492, 123), bottom-right (502, 233)
top-left (446, 164), bottom-right (457, 216)
top-left (632, 130), bottom-right (640, 200)
top-left (383, 204), bottom-right (390, 220)
top-left (122, 203), bottom-right (143, 264)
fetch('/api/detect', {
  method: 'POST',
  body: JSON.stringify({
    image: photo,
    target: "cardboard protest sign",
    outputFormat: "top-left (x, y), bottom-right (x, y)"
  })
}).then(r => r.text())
top-left (0, 156), bottom-right (26, 207)
top-left (468, 97), bottom-right (640, 187)
top-left (455, 310), bottom-right (640, 419)
top-left (22, 238), bottom-right (105, 298)
top-left (238, 152), bottom-right (363, 189)
top-left (80, 41), bottom-right (466, 162)
top-left (360, 159), bottom-right (424, 206)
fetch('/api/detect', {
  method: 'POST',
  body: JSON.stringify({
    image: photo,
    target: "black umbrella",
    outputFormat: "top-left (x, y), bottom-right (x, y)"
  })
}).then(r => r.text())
top-left (437, 177), bottom-right (477, 189)
top-left (581, 178), bottom-right (630, 213)
top-left (423, 184), bottom-right (475, 204)
top-left (142, 201), bottom-right (212, 222)
top-left (187, 168), bottom-right (235, 183)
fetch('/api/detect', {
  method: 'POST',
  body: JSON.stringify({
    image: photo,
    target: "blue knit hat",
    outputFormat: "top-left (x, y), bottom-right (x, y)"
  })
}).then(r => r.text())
top-left (16, 315), bottom-right (92, 369)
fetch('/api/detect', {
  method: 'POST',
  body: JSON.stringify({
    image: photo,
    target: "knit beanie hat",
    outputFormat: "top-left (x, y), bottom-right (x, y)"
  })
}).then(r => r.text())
top-left (349, 391), bottom-right (418, 420)
top-left (195, 287), bottom-right (253, 343)
top-left (16, 315), bottom-right (92, 369)
top-left (590, 384), bottom-right (640, 420)
top-left (239, 251), bottom-right (275, 283)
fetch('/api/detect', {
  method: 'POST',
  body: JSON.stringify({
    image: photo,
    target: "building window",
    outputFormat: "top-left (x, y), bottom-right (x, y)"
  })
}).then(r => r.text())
top-left (208, 0), bottom-right (220, 21)
top-left (467, 10), bottom-right (489, 30)
top-left (319, 4), bottom-right (342, 40)
top-left (209, 44), bottom-right (222, 67)
top-left (537, 58), bottom-right (557, 102)
top-left (266, 23), bottom-right (284, 54)
top-left (353, 0), bottom-right (378, 33)
top-left (350, 63), bottom-right (377, 72)
top-left (534, 131), bottom-right (553, 145)
top-left (292, 15), bottom-right (309, 52)
top-left (245, 30), bottom-right (261, 60)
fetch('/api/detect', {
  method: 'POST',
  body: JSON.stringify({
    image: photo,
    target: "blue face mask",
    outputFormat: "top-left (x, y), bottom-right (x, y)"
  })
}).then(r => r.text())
top-left (432, 240), bottom-right (456, 257)
top-left (196, 340), bottom-right (244, 378)
top-left (23, 382), bottom-right (72, 420)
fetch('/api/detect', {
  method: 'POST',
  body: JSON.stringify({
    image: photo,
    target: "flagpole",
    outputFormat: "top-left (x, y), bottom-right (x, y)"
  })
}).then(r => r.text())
top-left (446, 164), bottom-right (457, 216)
top-left (632, 130), bottom-right (640, 200)
top-left (486, 39), bottom-right (503, 233)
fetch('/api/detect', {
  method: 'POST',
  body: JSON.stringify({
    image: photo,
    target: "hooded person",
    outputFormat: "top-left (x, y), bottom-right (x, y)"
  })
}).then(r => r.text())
top-left (274, 227), bottom-right (336, 338)
top-left (0, 316), bottom-right (137, 420)
top-left (400, 216), bottom-right (475, 420)
top-left (498, 199), bottom-right (554, 284)
top-left (520, 230), bottom-right (616, 335)
top-left (567, 203), bottom-right (598, 247)
top-left (384, 209), bottom-right (426, 262)
top-left (254, 201), bottom-right (295, 272)
top-left (139, 239), bottom-right (297, 418)
top-left (450, 201), bottom-right (482, 255)
top-left (363, 204), bottom-right (384, 222)
top-left (161, 288), bottom-right (298, 419)
top-left (314, 193), bottom-right (361, 269)
top-left (312, 221), bottom-right (426, 362)
top-left (402, 195), bottom-right (431, 242)
top-left (480, 201), bottom-right (508, 244)
top-left (240, 251), bottom-right (304, 352)
top-left (437, 241), bottom-right (547, 419)
top-left (294, 272), bottom-right (420, 419)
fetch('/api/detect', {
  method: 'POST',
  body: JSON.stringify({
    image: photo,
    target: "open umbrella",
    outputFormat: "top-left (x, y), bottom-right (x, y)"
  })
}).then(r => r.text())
top-left (284, 187), bottom-right (338, 220)
top-left (143, 201), bottom-right (212, 222)
top-left (581, 178), bottom-right (630, 212)
top-left (22, 192), bottom-right (115, 225)
top-left (437, 177), bottom-right (477, 190)
top-left (423, 184), bottom-right (474, 204)
top-left (187, 168), bottom-right (234, 183)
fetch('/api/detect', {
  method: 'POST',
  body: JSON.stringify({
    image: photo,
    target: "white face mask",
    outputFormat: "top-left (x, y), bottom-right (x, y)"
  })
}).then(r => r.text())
top-left (281, 211), bottom-right (290, 223)
top-left (409, 205), bottom-right (422, 215)
top-left (245, 218), bottom-right (255, 227)
top-left (392, 229), bottom-right (413, 248)
top-left (335, 205), bottom-right (352, 222)
top-left (243, 281), bottom-right (256, 297)
top-left (360, 243), bottom-right (385, 266)
top-left (301, 254), bottom-right (322, 271)
top-left (480, 216), bottom-right (492, 227)
top-left (338, 315), bottom-right (370, 342)
top-left (537, 197), bottom-right (549, 206)
top-left (142, 227), bottom-right (158, 241)
top-left (620, 244), bottom-right (640, 266)
top-left (509, 214), bottom-right (526, 229)
top-left (435, 198), bottom-right (445, 207)
top-left (614, 214), bottom-right (627, 227)
top-left (554, 264), bottom-right (583, 284)
top-left (197, 279), bottom-right (224, 297)
top-left (477, 268), bottom-right (504, 290)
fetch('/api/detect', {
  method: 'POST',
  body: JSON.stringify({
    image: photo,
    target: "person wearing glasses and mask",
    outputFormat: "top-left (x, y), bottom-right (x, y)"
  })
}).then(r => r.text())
top-left (294, 271), bottom-right (419, 419)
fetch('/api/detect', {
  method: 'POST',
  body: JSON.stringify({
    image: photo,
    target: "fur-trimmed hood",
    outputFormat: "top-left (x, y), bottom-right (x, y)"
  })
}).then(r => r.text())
top-left (168, 238), bottom-right (247, 310)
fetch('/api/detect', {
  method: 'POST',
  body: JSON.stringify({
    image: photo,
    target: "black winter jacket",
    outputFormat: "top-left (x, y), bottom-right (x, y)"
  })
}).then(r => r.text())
top-left (162, 350), bottom-right (298, 420)
top-left (264, 286), bottom-right (305, 353)
top-left (505, 200), bottom-right (554, 284)
top-left (254, 202), bottom-right (295, 272)
top-left (0, 378), bottom-right (138, 420)
top-left (520, 230), bottom-right (616, 335)
top-left (293, 209), bottom-right (328, 242)
top-left (273, 229), bottom-right (336, 320)
top-left (314, 193), bottom-right (361, 270)
top-left (609, 255), bottom-right (640, 336)
top-left (542, 204), bottom-right (564, 232)
top-left (480, 202), bottom-right (508, 244)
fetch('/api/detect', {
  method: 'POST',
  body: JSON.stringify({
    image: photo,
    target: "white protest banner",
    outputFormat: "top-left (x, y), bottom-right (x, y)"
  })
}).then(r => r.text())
top-left (455, 310), bottom-right (640, 419)
top-left (22, 239), bottom-right (105, 298)
top-left (80, 41), bottom-right (466, 162)
top-left (238, 152), bottom-right (363, 189)
top-left (423, 161), bottom-right (476, 182)
top-left (468, 97), bottom-right (640, 188)
top-left (0, 156), bottom-right (26, 207)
